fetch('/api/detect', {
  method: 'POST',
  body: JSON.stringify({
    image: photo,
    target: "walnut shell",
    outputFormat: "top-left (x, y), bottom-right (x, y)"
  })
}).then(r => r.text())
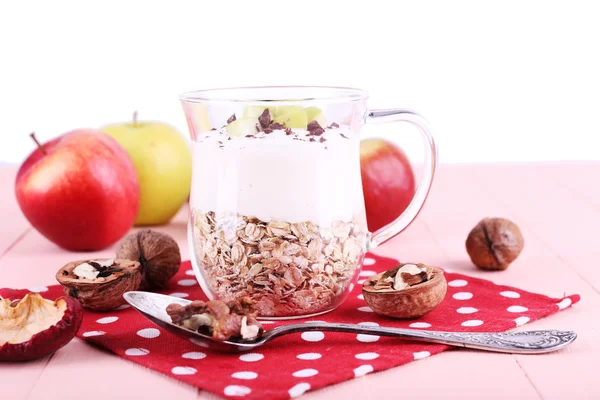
top-left (362, 266), bottom-right (447, 319)
top-left (116, 230), bottom-right (181, 290)
top-left (466, 218), bottom-right (524, 271)
top-left (56, 259), bottom-right (141, 311)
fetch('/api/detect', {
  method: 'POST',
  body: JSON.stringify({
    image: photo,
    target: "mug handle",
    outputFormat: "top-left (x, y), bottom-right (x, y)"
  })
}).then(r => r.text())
top-left (365, 109), bottom-right (438, 249)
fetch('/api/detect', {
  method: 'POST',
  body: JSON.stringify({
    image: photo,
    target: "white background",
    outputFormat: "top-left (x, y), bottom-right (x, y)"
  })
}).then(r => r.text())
top-left (1, 0), bottom-right (599, 164)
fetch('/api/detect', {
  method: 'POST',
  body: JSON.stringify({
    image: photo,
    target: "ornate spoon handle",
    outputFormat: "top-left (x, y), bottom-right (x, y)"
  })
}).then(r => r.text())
top-left (265, 323), bottom-right (577, 354)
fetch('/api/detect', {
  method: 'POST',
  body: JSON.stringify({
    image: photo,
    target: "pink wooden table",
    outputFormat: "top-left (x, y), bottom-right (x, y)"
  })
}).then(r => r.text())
top-left (1, 162), bottom-right (599, 399)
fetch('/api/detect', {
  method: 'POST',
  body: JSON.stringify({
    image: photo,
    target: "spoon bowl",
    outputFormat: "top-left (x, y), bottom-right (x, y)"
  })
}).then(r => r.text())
top-left (123, 291), bottom-right (577, 354)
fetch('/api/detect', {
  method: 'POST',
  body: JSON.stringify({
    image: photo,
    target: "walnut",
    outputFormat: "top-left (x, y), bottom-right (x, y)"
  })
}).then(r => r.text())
top-left (166, 297), bottom-right (263, 341)
top-left (116, 230), bottom-right (181, 290)
top-left (56, 259), bottom-right (141, 311)
top-left (362, 263), bottom-right (447, 319)
top-left (466, 218), bottom-right (524, 271)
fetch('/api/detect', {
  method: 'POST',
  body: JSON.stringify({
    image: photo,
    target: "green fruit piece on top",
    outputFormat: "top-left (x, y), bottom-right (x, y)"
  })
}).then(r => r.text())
top-left (275, 106), bottom-right (304, 117)
top-left (304, 106), bottom-right (327, 126)
top-left (243, 106), bottom-right (276, 119)
top-left (273, 110), bottom-right (308, 129)
top-left (226, 118), bottom-right (257, 137)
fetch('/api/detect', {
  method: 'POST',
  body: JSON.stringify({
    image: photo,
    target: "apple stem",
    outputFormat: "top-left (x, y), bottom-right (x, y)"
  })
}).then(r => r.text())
top-left (133, 111), bottom-right (138, 125)
top-left (29, 132), bottom-right (47, 155)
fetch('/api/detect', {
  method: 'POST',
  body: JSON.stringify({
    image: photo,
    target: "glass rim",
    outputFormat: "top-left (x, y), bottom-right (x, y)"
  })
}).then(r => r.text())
top-left (179, 85), bottom-right (369, 104)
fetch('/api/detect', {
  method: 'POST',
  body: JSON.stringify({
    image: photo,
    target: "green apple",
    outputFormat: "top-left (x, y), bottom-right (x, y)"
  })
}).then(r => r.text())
top-left (227, 118), bottom-right (258, 137)
top-left (243, 106), bottom-right (276, 119)
top-left (101, 112), bottom-right (192, 225)
top-left (275, 106), bottom-right (304, 117)
top-left (304, 106), bottom-right (327, 126)
top-left (273, 109), bottom-right (308, 128)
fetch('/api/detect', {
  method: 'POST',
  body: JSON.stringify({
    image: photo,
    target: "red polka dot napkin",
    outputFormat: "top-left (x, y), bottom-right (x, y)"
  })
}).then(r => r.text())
top-left (1, 253), bottom-right (579, 400)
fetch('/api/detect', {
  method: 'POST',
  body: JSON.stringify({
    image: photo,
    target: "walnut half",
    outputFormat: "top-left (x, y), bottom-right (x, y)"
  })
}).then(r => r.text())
top-left (56, 259), bottom-right (142, 311)
top-left (362, 263), bottom-right (447, 319)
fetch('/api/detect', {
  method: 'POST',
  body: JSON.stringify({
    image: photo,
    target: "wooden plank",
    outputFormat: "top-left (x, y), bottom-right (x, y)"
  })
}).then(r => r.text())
top-left (0, 165), bottom-right (31, 261)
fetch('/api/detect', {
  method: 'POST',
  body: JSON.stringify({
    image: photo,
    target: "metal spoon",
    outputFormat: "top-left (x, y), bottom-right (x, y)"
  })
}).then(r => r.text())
top-left (123, 291), bottom-right (576, 354)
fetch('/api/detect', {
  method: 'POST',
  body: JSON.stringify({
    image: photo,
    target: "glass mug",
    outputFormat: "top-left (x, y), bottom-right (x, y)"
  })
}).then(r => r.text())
top-left (180, 86), bottom-right (437, 319)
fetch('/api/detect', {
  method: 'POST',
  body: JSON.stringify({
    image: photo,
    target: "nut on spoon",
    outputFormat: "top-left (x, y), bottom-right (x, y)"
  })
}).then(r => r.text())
top-left (123, 291), bottom-right (576, 354)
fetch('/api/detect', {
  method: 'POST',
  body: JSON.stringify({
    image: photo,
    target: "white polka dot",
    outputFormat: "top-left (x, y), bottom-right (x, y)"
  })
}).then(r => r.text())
top-left (357, 306), bottom-right (374, 312)
top-left (224, 385), bottom-right (251, 396)
top-left (448, 279), bottom-right (468, 287)
top-left (297, 353), bottom-right (322, 360)
top-left (461, 320), bottom-right (484, 327)
top-left (260, 321), bottom-right (275, 324)
top-left (169, 292), bottom-right (189, 298)
top-left (301, 331), bottom-right (324, 342)
top-left (357, 279), bottom-right (366, 284)
top-left (115, 304), bottom-right (130, 310)
top-left (185, 269), bottom-right (196, 276)
top-left (515, 316), bottom-right (530, 326)
top-left (97, 316), bottom-right (118, 324)
top-left (232, 371), bottom-right (258, 380)
top-left (413, 351), bottom-right (430, 360)
top-left (500, 291), bottom-right (520, 298)
top-left (358, 321), bottom-right (379, 326)
top-left (239, 353), bottom-right (264, 362)
top-left (27, 286), bottom-right (48, 293)
top-left (457, 307), bottom-right (479, 314)
top-left (363, 257), bottom-right (376, 266)
top-left (357, 334), bottom-right (380, 343)
top-left (82, 331), bottom-right (105, 337)
top-left (125, 348), bottom-right (149, 356)
top-left (182, 352), bottom-right (206, 360)
top-left (507, 305), bottom-right (528, 313)
top-left (292, 368), bottom-right (319, 378)
top-left (409, 322), bottom-right (431, 328)
top-left (353, 364), bottom-right (374, 377)
top-left (288, 383), bottom-right (311, 398)
top-left (357, 294), bottom-right (364, 300)
top-left (137, 328), bottom-right (160, 338)
top-left (177, 279), bottom-right (197, 286)
top-left (557, 298), bottom-right (572, 310)
top-left (453, 292), bottom-right (473, 300)
top-left (359, 270), bottom-right (376, 277)
top-left (355, 352), bottom-right (379, 360)
top-left (189, 338), bottom-right (210, 348)
top-left (349, 283), bottom-right (355, 292)
top-left (171, 366), bottom-right (197, 375)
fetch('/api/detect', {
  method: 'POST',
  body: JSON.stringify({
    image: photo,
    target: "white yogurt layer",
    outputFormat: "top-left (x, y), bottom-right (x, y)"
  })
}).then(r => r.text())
top-left (190, 126), bottom-right (365, 226)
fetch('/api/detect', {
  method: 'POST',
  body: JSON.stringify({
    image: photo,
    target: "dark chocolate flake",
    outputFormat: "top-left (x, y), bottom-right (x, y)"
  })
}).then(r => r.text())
top-left (328, 122), bottom-right (340, 128)
top-left (309, 137), bottom-right (316, 142)
top-left (285, 128), bottom-right (293, 135)
top-left (269, 122), bottom-right (285, 130)
top-left (227, 114), bottom-right (237, 124)
top-left (263, 128), bottom-right (273, 134)
top-left (307, 120), bottom-right (325, 136)
top-left (210, 127), bottom-right (217, 131)
top-left (340, 133), bottom-right (349, 139)
top-left (319, 137), bottom-right (326, 143)
top-left (258, 109), bottom-right (271, 129)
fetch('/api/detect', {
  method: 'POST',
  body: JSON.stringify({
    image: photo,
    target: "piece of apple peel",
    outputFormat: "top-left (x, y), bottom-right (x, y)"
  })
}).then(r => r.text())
top-left (0, 293), bottom-right (83, 361)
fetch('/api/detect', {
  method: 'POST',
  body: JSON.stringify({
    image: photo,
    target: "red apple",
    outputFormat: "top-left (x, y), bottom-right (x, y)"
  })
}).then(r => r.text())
top-left (15, 130), bottom-right (139, 251)
top-left (361, 138), bottom-right (416, 232)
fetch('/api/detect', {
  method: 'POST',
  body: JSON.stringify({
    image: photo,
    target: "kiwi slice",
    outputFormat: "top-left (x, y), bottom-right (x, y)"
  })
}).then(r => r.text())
top-left (304, 106), bottom-right (327, 126)
top-left (243, 106), bottom-right (276, 119)
top-left (273, 110), bottom-right (308, 129)
top-left (226, 118), bottom-right (257, 137)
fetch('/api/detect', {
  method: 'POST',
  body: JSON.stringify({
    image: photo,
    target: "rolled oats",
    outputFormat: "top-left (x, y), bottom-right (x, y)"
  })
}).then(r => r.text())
top-left (191, 209), bottom-right (367, 317)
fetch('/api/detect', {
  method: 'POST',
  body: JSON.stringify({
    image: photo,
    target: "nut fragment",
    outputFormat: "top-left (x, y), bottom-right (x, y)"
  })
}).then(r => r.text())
top-left (466, 218), bottom-right (524, 271)
top-left (116, 230), bottom-right (181, 290)
top-left (56, 258), bottom-right (142, 311)
top-left (166, 297), bottom-right (263, 341)
top-left (0, 293), bottom-right (83, 361)
top-left (362, 263), bottom-right (447, 319)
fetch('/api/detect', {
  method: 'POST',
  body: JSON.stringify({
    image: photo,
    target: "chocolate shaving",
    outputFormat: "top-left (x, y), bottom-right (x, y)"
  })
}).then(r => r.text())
top-left (328, 122), bottom-right (340, 128)
top-left (245, 134), bottom-right (255, 138)
top-left (309, 137), bottom-right (316, 142)
top-left (285, 128), bottom-right (293, 135)
top-left (340, 133), bottom-right (349, 139)
top-left (258, 109), bottom-right (271, 129)
top-left (269, 122), bottom-right (285, 130)
top-left (263, 128), bottom-right (273, 134)
top-left (319, 137), bottom-right (326, 143)
top-left (307, 120), bottom-right (325, 136)
top-left (210, 127), bottom-right (217, 131)
top-left (227, 114), bottom-right (237, 124)
top-left (228, 137), bottom-right (232, 140)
